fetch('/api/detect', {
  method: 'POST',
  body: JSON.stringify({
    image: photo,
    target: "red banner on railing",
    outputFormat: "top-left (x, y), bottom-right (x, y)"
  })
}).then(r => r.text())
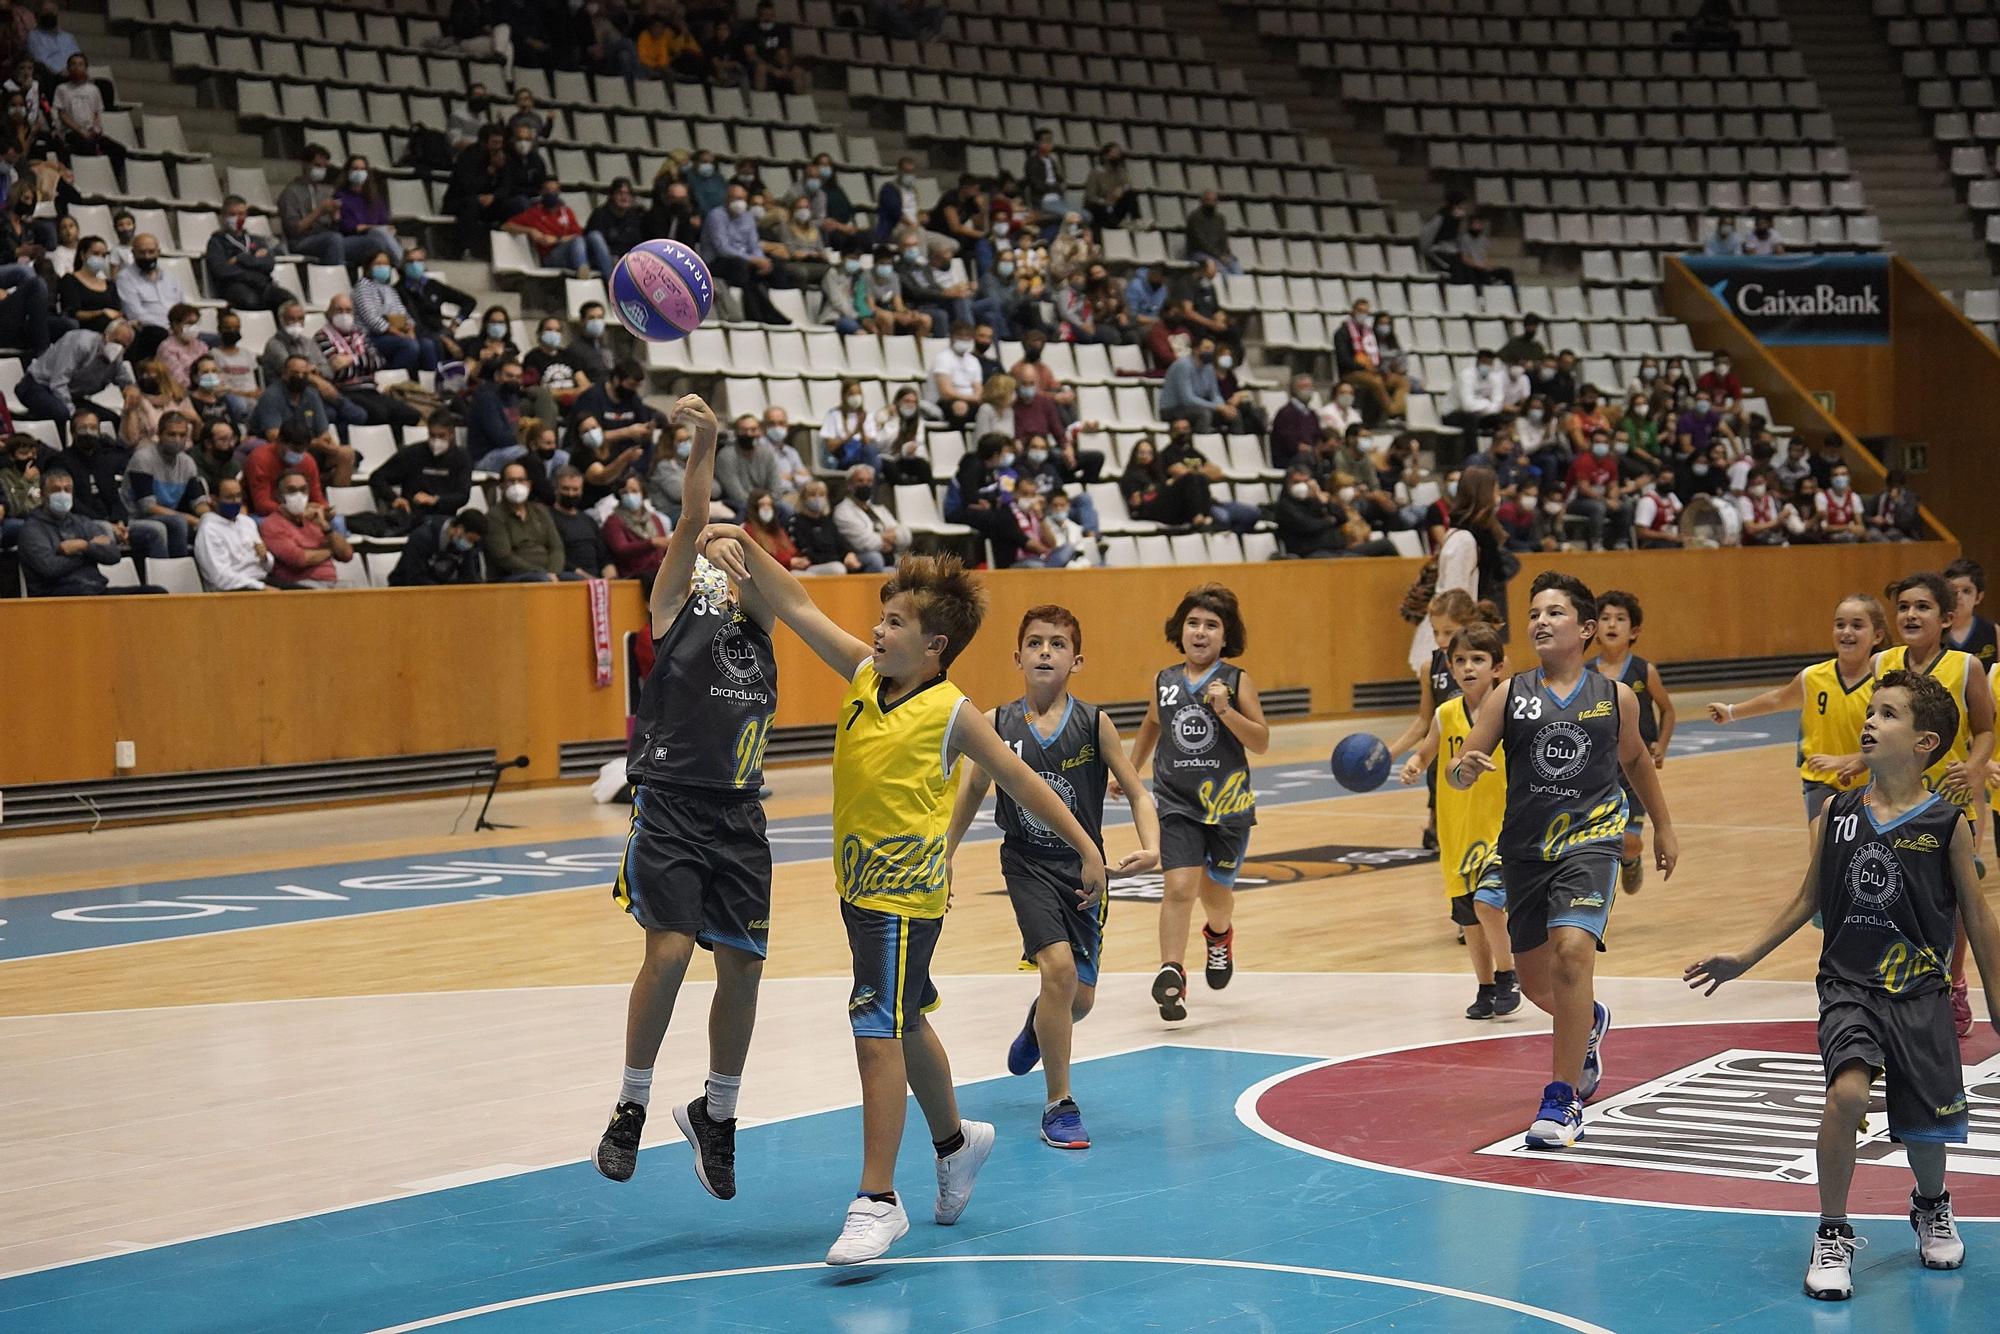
top-left (588, 578), bottom-right (612, 688)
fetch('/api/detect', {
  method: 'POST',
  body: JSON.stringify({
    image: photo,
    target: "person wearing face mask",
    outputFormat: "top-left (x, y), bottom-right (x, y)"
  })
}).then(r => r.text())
top-left (1627, 469), bottom-right (1683, 548)
top-left (311, 293), bottom-right (418, 434)
top-left (0, 429), bottom-right (49, 546)
top-left (822, 378), bottom-right (878, 470)
top-left (1449, 212), bottom-right (1514, 292)
top-left (485, 459), bottom-right (582, 582)
top-left (504, 174), bottom-right (609, 277)
top-left (1316, 378), bottom-right (1365, 439)
top-left (192, 417), bottom-right (242, 493)
top-left (154, 301), bottom-right (213, 391)
top-left (496, 125), bottom-right (552, 218)
top-left (203, 195), bottom-right (297, 316)
top-left (1082, 141), bottom-right (1136, 233)
top-left (1820, 461), bottom-right (1865, 541)
top-left (972, 372), bottom-right (1019, 441)
top-left (112, 232), bottom-right (184, 360)
top-left (786, 478), bottom-right (859, 574)
top-left (1695, 354), bottom-right (1741, 413)
top-left (1497, 313), bottom-right (1547, 367)
top-left (59, 234), bottom-right (120, 336)
top-left (27, 5), bottom-right (80, 80)
top-left (1331, 298), bottom-right (1407, 426)
top-left (1674, 388), bottom-right (1735, 459)
top-left (1156, 337), bottom-right (1238, 433)
top-left (646, 425), bottom-right (725, 526)
top-left (1741, 211), bottom-right (1784, 256)
top-left (761, 190), bottom-right (831, 287)
top-left (741, 485), bottom-right (808, 571)
top-left (1734, 466), bottom-right (1787, 546)
top-left (202, 311), bottom-right (258, 400)
top-left (125, 409), bottom-right (210, 553)
top-left (18, 467), bottom-right (169, 595)
top-left (731, 0), bottom-right (802, 92)
top-left (832, 463), bottom-right (910, 572)
top-left (352, 248), bottom-right (440, 371)
top-left (443, 126), bottom-right (515, 256)
top-left (276, 142), bottom-right (354, 267)
top-left (367, 416), bottom-right (472, 527)
top-left (573, 359), bottom-right (668, 460)
top-left (873, 154), bottom-right (924, 243)
top-left (863, 244), bottom-right (932, 336)
top-left (466, 356), bottom-right (534, 470)
top-left (183, 354), bottom-right (251, 432)
top-left (680, 152), bottom-right (727, 219)
top-left (19, 321), bottom-right (136, 442)
top-left (521, 315), bottom-right (592, 409)
top-left (50, 53), bottom-right (123, 175)
top-left (248, 352), bottom-right (348, 477)
top-left (893, 235), bottom-right (964, 334)
top-left (819, 250), bottom-right (879, 336)
top-left (187, 474), bottom-right (278, 590)
top-left (1703, 215), bottom-right (1743, 258)
top-left (386, 506), bottom-right (488, 587)
top-left (927, 320), bottom-right (986, 427)
top-left (713, 413), bottom-right (784, 514)
top-left (864, 386), bottom-right (935, 485)
top-left (1269, 374), bottom-right (1322, 472)
top-left (1864, 466), bottom-right (1923, 543)
top-left (260, 466), bottom-right (355, 587)
top-left (563, 300), bottom-right (614, 384)
top-left (542, 464), bottom-right (615, 579)
top-left (699, 182), bottom-right (792, 326)
top-left (1563, 430), bottom-right (1627, 550)
top-left (584, 177), bottom-right (648, 267)
top-left (392, 245), bottom-right (474, 362)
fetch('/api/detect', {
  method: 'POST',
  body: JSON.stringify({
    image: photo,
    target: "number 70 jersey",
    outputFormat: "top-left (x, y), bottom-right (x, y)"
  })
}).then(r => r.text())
top-left (1816, 786), bottom-right (1959, 998)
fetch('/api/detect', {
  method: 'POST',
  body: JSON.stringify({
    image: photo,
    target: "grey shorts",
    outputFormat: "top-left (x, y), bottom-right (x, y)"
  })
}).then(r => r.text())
top-left (1503, 853), bottom-right (1619, 954)
top-left (1818, 978), bottom-right (1969, 1144)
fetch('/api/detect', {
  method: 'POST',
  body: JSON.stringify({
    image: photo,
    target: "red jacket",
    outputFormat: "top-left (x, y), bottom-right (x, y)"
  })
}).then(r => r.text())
top-left (601, 507), bottom-right (665, 578)
top-left (242, 441), bottom-right (326, 516)
top-left (1567, 452), bottom-right (1619, 495)
top-left (259, 509), bottom-right (335, 584)
top-left (505, 200), bottom-right (583, 258)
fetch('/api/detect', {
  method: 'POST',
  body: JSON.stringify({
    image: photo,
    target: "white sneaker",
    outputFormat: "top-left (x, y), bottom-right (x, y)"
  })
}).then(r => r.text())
top-left (1804, 1227), bottom-right (1865, 1301)
top-left (825, 1196), bottom-right (909, 1266)
top-left (934, 1119), bottom-right (996, 1225)
top-left (1912, 1193), bottom-right (1966, 1270)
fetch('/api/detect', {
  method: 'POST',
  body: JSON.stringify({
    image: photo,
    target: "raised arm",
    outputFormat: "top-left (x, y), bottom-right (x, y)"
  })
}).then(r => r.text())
top-left (1705, 669), bottom-right (1803, 724)
top-left (1099, 709), bottom-right (1160, 874)
top-left (952, 707), bottom-right (1108, 908)
top-left (699, 521), bottom-right (869, 678)
top-left (1616, 681), bottom-right (1678, 878)
top-left (649, 394), bottom-right (718, 629)
top-left (1685, 809), bottom-right (1828, 994)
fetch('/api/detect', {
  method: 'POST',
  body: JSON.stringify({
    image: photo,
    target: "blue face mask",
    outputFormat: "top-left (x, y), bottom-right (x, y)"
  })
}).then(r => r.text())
top-left (281, 449), bottom-right (306, 465)
top-left (696, 161), bottom-right (715, 176)
top-left (875, 263), bottom-right (895, 279)
top-left (368, 265), bottom-right (392, 284)
top-left (216, 499), bottom-right (243, 520)
top-left (450, 534), bottom-right (474, 552)
top-left (583, 318), bottom-right (605, 338)
top-left (902, 247), bottom-right (923, 264)
top-left (403, 260), bottom-right (425, 279)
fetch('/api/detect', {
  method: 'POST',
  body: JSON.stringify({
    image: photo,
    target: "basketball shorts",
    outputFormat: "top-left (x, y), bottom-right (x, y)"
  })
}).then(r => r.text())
top-left (1502, 852), bottom-right (1619, 954)
top-left (1449, 860), bottom-right (1506, 927)
top-left (841, 899), bottom-right (943, 1039)
top-left (1159, 814), bottom-right (1251, 886)
top-left (614, 783), bottom-right (771, 957)
top-left (1620, 775), bottom-right (1647, 830)
top-left (1002, 844), bottom-right (1106, 988)
top-left (1818, 978), bottom-right (1968, 1144)
top-left (1803, 780), bottom-right (1842, 823)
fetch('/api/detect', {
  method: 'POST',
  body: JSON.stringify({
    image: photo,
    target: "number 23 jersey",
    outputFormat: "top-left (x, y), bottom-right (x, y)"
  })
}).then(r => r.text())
top-left (1817, 786), bottom-right (1959, 998)
top-left (1498, 667), bottom-right (1627, 862)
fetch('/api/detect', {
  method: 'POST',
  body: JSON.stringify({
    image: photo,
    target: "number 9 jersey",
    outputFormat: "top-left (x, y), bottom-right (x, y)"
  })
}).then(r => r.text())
top-left (1798, 658), bottom-right (1873, 790)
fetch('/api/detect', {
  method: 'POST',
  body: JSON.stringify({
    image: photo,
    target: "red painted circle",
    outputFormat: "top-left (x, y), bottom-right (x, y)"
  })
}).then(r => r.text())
top-left (1254, 1021), bottom-right (2000, 1217)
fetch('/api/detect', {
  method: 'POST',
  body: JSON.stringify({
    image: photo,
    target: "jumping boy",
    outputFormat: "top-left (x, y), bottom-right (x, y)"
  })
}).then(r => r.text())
top-left (945, 605), bottom-right (1161, 1149)
top-left (1125, 583), bottom-right (1269, 1022)
top-left (1452, 571), bottom-right (1679, 1149)
top-left (1399, 621), bottom-right (1520, 1019)
top-left (1686, 670), bottom-right (2000, 1301)
top-left (595, 395), bottom-right (775, 1201)
top-left (1592, 589), bottom-right (1675, 893)
top-left (695, 532), bottom-right (1108, 1265)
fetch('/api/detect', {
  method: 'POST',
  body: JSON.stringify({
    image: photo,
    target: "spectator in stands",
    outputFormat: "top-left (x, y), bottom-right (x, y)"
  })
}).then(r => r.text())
top-left (506, 86), bottom-right (555, 144)
top-left (934, 175), bottom-right (989, 269)
top-left (1631, 469), bottom-right (1683, 548)
top-left (1864, 468), bottom-right (1922, 542)
top-left (585, 177), bottom-right (648, 267)
top-left (18, 466), bottom-right (152, 595)
top-left (634, 173), bottom-right (696, 256)
top-left (1270, 374), bottom-right (1321, 472)
top-left (799, 154), bottom-right (859, 245)
top-left (1444, 348), bottom-right (1508, 458)
top-left (209, 309), bottom-right (259, 400)
top-left (259, 302), bottom-right (335, 405)
top-left (820, 253), bottom-right (876, 335)
top-left (1046, 212), bottom-right (1095, 283)
top-left (1702, 215), bottom-right (1743, 257)
top-left (683, 150), bottom-right (726, 218)
top-left (789, 477), bottom-right (856, 574)
top-left (1333, 297), bottom-right (1408, 426)
top-left (121, 358), bottom-right (190, 449)
top-left (190, 474), bottom-right (274, 590)
top-left (1736, 467), bottom-right (1785, 546)
top-left (1162, 417), bottom-right (1258, 532)
top-left (1675, 388), bottom-right (1734, 459)
top-left (114, 233), bottom-right (181, 361)
top-left (574, 357), bottom-right (659, 456)
top-left (1157, 337), bottom-right (1241, 434)
top-left (108, 209), bottom-right (135, 270)
top-left (517, 419), bottom-right (569, 502)
top-left (716, 413), bottom-right (784, 515)
top-left (833, 463), bottom-right (909, 572)
top-left (1083, 143), bottom-right (1137, 233)
top-left (45, 212), bottom-right (76, 276)
top-left (1742, 213), bottom-right (1784, 256)
top-left (1316, 378), bottom-right (1365, 438)
top-left (822, 379), bottom-right (874, 469)
top-left (1695, 352), bottom-right (1741, 412)
top-left (1565, 429), bottom-right (1628, 550)
top-left (445, 126), bottom-right (513, 257)
top-left (58, 232), bottom-right (116, 333)
top-left (1167, 255), bottom-right (1238, 356)
top-left (262, 467), bottom-right (354, 588)
top-left (1821, 463), bottom-right (1865, 541)
top-left (1012, 373), bottom-right (1071, 451)
top-left (765, 194), bottom-right (832, 288)
top-left (19, 320), bottom-right (133, 439)
top-left (636, 12), bottom-right (703, 81)
top-left (734, 1), bottom-right (802, 92)
top-left (0, 429), bottom-right (44, 545)
top-left (1008, 329), bottom-right (1075, 413)
top-left (155, 303), bottom-right (207, 389)
top-left (928, 322), bottom-right (983, 427)
top-left (333, 156), bottom-right (402, 263)
top-left (868, 385), bottom-right (933, 485)
top-left (202, 197), bottom-right (293, 316)
top-left (389, 248), bottom-right (469, 359)
top-left (506, 175), bottom-right (610, 278)
top-left (548, 466), bottom-right (615, 579)
top-left (318, 291), bottom-right (423, 432)
top-left (1123, 263), bottom-right (1169, 333)
top-left (424, 1), bottom-right (515, 71)
top-left (51, 53), bottom-right (119, 175)
top-left (522, 315), bottom-right (590, 412)
top-left (892, 236), bottom-right (958, 331)
top-left (355, 250), bottom-right (441, 371)
top-left (1498, 313), bottom-right (1546, 365)
top-left (998, 474), bottom-right (1071, 568)
top-left (51, 408), bottom-right (153, 560)
top-left (602, 471), bottom-right (668, 582)
top-left (695, 15), bottom-right (746, 87)
top-left (466, 356), bottom-right (529, 470)
top-left (1024, 127), bottom-right (1065, 213)
top-left (26, 5), bottom-right (77, 79)
top-left (1562, 387), bottom-right (1611, 455)
top-left (250, 350), bottom-right (339, 451)
top-left (972, 373), bottom-right (1018, 441)
top-left (1277, 465), bottom-right (1359, 559)
top-left (193, 417), bottom-right (241, 493)
top-left (386, 509), bottom-right (487, 587)
top-left (1181, 189), bottom-right (1240, 275)
top-left (1418, 193), bottom-right (1466, 279)
top-left (1453, 214), bottom-right (1514, 292)
top-left (743, 488), bottom-right (806, 570)
top-left (370, 416), bottom-right (472, 525)
top-left (277, 143), bottom-right (345, 266)
top-left (125, 409), bottom-right (208, 556)
top-left (554, 301), bottom-right (609, 386)
top-left (1775, 436), bottom-right (1812, 492)
top-left (467, 305), bottom-right (520, 379)
top-left (443, 84), bottom-right (490, 156)
top-left (487, 459), bottom-right (581, 581)
top-left (701, 182), bottom-right (791, 325)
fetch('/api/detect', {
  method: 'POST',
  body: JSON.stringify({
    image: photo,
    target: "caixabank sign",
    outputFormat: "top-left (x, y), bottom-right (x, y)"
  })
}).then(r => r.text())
top-left (1685, 254), bottom-right (1891, 345)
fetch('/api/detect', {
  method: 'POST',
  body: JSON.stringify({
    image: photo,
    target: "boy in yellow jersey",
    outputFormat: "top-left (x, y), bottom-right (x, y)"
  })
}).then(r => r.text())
top-left (1398, 622), bottom-right (1519, 1019)
top-left (1872, 572), bottom-right (1996, 1037)
top-left (695, 532), bottom-right (1108, 1267)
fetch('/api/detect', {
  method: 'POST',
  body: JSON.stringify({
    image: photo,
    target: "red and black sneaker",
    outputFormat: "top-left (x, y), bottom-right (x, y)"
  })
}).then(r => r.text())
top-left (1151, 962), bottom-right (1188, 1022)
top-left (1203, 925), bottom-right (1235, 990)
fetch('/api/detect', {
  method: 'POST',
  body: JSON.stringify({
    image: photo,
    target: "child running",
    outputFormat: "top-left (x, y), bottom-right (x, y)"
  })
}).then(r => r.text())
top-left (1705, 593), bottom-right (1887, 827)
top-left (1944, 558), bottom-right (1996, 671)
top-left (1125, 583), bottom-right (1269, 1022)
top-left (1451, 571), bottom-right (1678, 1149)
top-left (945, 605), bottom-right (1161, 1149)
top-left (595, 395), bottom-right (774, 1200)
top-left (1686, 670), bottom-right (2000, 1302)
top-left (1387, 590), bottom-right (1504, 855)
top-left (1592, 590), bottom-right (1676, 893)
top-left (1398, 621), bottom-right (1521, 1019)
top-left (695, 532), bottom-right (1107, 1265)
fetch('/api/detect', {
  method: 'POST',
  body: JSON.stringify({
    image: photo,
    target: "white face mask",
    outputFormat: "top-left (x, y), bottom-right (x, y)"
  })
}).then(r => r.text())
top-left (429, 437), bottom-right (451, 457)
top-left (1337, 485), bottom-right (1357, 503)
top-left (1287, 481), bottom-right (1310, 500)
top-left (329, 311), bottom-right (356, 333)
top-left (504, 482), bottom-right (530, 504)
top-left (952, 339), bottom-right (973, 355)
top-left (1218, 355), bottom-right (1233, 371)
top-left (844, 394), bottom-right (862, 409)
top-left (282, 491), bottom-right (309, 515)
top-left (176, 324), bottom-right (200, 344)
top-left (581, 427), bottom-right (603, 449)
top-left (283, 322), bottom-right (306, 338)
top-left (793, 207), bottom-right (812, 224)
top-left (1749, 484), bottom-right (1767, 498)
top-left (756, 505), bottom-right (775, 524)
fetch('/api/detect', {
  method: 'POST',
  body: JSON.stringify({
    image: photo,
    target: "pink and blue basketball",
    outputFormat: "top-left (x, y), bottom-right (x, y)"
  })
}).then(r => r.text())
top-left (608, 238), bottom-right (713, 342)
top-left (1330, 732), bottom-right (1391, 792)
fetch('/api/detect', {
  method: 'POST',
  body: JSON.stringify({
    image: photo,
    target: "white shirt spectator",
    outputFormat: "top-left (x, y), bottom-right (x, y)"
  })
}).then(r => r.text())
top-left (52, 78), bottom-right (104, 137)
top-left (927, 344), bottom-right (981, 404)
top-left (116, 263), bottom-right (187, 331)
top-left (1725, 456), bottom-right (1754, 494)
top-left (49, 243), bottom-right (74, 278)
top-left (869, 403), bottom-right (928, 450)
top-left (1501, 365), bottom-right (1531, 410)
top-left (1634, 489), bottom-right (1683, 533)
top-left (194, 508), bottom-right (274, 590)
top-left (834, 492), bottom-right (911, 557)
top-left (1408, 524), bottom-right (1481, 671)
top-left (1453, 362), bottom-right (1507, 415)
top-left (1316, 397), bottom-right (1363, 437)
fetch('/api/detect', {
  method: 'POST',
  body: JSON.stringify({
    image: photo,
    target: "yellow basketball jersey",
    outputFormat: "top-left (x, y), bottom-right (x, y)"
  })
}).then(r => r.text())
top-left (1876, 645), bottom-right (1974, 809)
top-left (832, 661), bottom-right (967, 919)
top-left (1798, 658), bottom-right (1874, 789)
top-left (1989, 664), bottom-right (1999, 808)
top-left (1435, 695), bottom-right (1505, 900)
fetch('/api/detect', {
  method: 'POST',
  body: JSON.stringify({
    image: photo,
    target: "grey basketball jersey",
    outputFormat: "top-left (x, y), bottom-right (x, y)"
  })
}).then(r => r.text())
top-left (1151, 662), bottom-right (1256, 827)
top-left (1499, 666), bottom-right (1627, 861)
top-left (994, 696), bottom-right (1107, 862)
top-left (626, 589), bottom-right (777, 797)
top-left (1817, 787), bottom-right (1960, 997)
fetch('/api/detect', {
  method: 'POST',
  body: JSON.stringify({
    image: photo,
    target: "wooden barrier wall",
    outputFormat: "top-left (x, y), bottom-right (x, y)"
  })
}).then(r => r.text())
top-left (1886, 259), bottom-right (2000, 581)
top-left (0, 538), bottom-right (1956, 788)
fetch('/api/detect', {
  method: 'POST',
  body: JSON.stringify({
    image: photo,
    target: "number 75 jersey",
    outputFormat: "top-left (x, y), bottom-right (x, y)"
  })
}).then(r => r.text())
top-left (1817, 787), bottom-right (1960, 998)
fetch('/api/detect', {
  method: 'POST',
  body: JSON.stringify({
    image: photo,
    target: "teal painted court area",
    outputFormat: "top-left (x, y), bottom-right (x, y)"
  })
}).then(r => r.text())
top-left (5, 1044), bottom-right (1988, 1333)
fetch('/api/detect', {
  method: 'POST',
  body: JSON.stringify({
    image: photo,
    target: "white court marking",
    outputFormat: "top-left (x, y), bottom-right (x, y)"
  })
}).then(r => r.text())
top-left (366, 1254), bottom-right (1618, 1333)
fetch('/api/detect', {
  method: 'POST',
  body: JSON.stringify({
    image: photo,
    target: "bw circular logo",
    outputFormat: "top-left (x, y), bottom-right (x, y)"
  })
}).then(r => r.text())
top-left (1530, 721), bottom-right (1591, 782)
top-left (711, 620), bottom-right (764, 685)
top-left (1021, 771), bottom-right (1077, 842)
top-left (1171, 703), bottom-right (1217, 755)
top-left (1847, 843), bottom-right (1903, 911)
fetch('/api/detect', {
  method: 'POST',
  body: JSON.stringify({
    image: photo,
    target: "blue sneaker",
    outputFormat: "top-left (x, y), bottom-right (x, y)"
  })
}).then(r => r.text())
top-left (1579, 1001), bottom-right (1611, 1101)
top-left (1525, 1081), bottom-right (1584, 1149)
top-left (1007, 1002), bottom-right (1041, 1076)
top-left (1041, 1098), bottom-right (1090, 1150)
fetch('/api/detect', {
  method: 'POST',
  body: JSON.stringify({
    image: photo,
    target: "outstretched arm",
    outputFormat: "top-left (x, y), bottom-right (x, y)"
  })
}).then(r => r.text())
top-left (699, 522), bottom-right (870, 678)
top-left (1387, 671), bottom-right (1437, 757)
top-left (1706, 670), bottom-right (1803, 725)
top-left (649, 394), bottom-right (718, 630)
top-left (1398, 713), bottom-right (1441, 787)
top-left (944, 710), bottom-right (998, 861)
top-left (952, 708), bottom-right (1108, 908)
top-left (1685, 809), bottom-right (1826, 993)
top-left (1448, 680), bottom-right (1508, 789)
top-left (1617, 682), bottom-right (1678, 878)
top-left (1100, 709), bottom-right (1160, 874)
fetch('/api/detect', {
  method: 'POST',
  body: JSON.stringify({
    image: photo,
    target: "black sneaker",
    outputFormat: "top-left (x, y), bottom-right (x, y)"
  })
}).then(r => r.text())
top-left (1203, 925), bottom-right (1235, 990)
top-left (594, 1100), bottom-right (646, 1182)
top-left (1421, 824), bottom-right (1438, 852)
top-left (1152, 962), bottom-right (1188, 1022)
top-left (1492, 970), bottom-right (1523, 1017)
top-left (1465, 984), bottom-right (1497, 1019)
top-left (672, 1096), bottom-right (738, 1200)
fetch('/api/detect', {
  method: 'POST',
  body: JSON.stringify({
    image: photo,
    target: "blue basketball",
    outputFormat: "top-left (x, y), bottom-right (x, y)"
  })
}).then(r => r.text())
top-left (1330, 732), bottom-right (1391, 792)
top-left (607, 238), bottom-right (714, 342)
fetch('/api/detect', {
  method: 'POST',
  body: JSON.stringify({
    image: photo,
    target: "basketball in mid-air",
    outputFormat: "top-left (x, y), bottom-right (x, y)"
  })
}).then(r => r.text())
top-left (1330, 732), bottom-right (1391, 792)
top-left (608, 238), bottom-right (714, 341)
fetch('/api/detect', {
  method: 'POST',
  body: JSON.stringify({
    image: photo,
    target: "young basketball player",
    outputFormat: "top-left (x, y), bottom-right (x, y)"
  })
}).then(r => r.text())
top-left (1705, 593), bottom-right (1887, 825)
top-left (1685, 671), bottom-right (2000, 1302)
top-left (1873, 572), bottom-right (1996, 1036)
top-left (594, 396), bottom-right (777, 1201)
top-left (1451, 571), bottom-right (1678, 1149)
top-left (1388, 590), bottom-right (1503, 854)
top-left (1945, 558), bottom-right (1996, 671)
top-left (1398, 622), bottom-right (1520, 1019)
top-left (1125, 583), bottom-right (1269, 1022)
top-left (944, 606), bottom-right (1161, 1150)
top-left (1592, 590), bottom-right (1675, 894)
top-left (695, 532), bottom-right (1108, 1265)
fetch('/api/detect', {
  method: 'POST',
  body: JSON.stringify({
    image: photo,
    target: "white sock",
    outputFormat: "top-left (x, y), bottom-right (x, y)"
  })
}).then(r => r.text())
top-left (705, 1070), bottom-right (742, 1121)
top-left (620, 1065), bottom-right (653, 1108)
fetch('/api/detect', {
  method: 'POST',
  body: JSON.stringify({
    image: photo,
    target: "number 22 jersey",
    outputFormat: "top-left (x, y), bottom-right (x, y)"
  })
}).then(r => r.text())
top-left (1151, 663), bottom-right (1256, 827)
top-left (1817, 786), bottom-right (1959, 998)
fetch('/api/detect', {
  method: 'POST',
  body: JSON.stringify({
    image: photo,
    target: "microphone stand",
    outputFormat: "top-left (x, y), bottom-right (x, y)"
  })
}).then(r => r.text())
top-left (474, 758), bottom-right (520, 832)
